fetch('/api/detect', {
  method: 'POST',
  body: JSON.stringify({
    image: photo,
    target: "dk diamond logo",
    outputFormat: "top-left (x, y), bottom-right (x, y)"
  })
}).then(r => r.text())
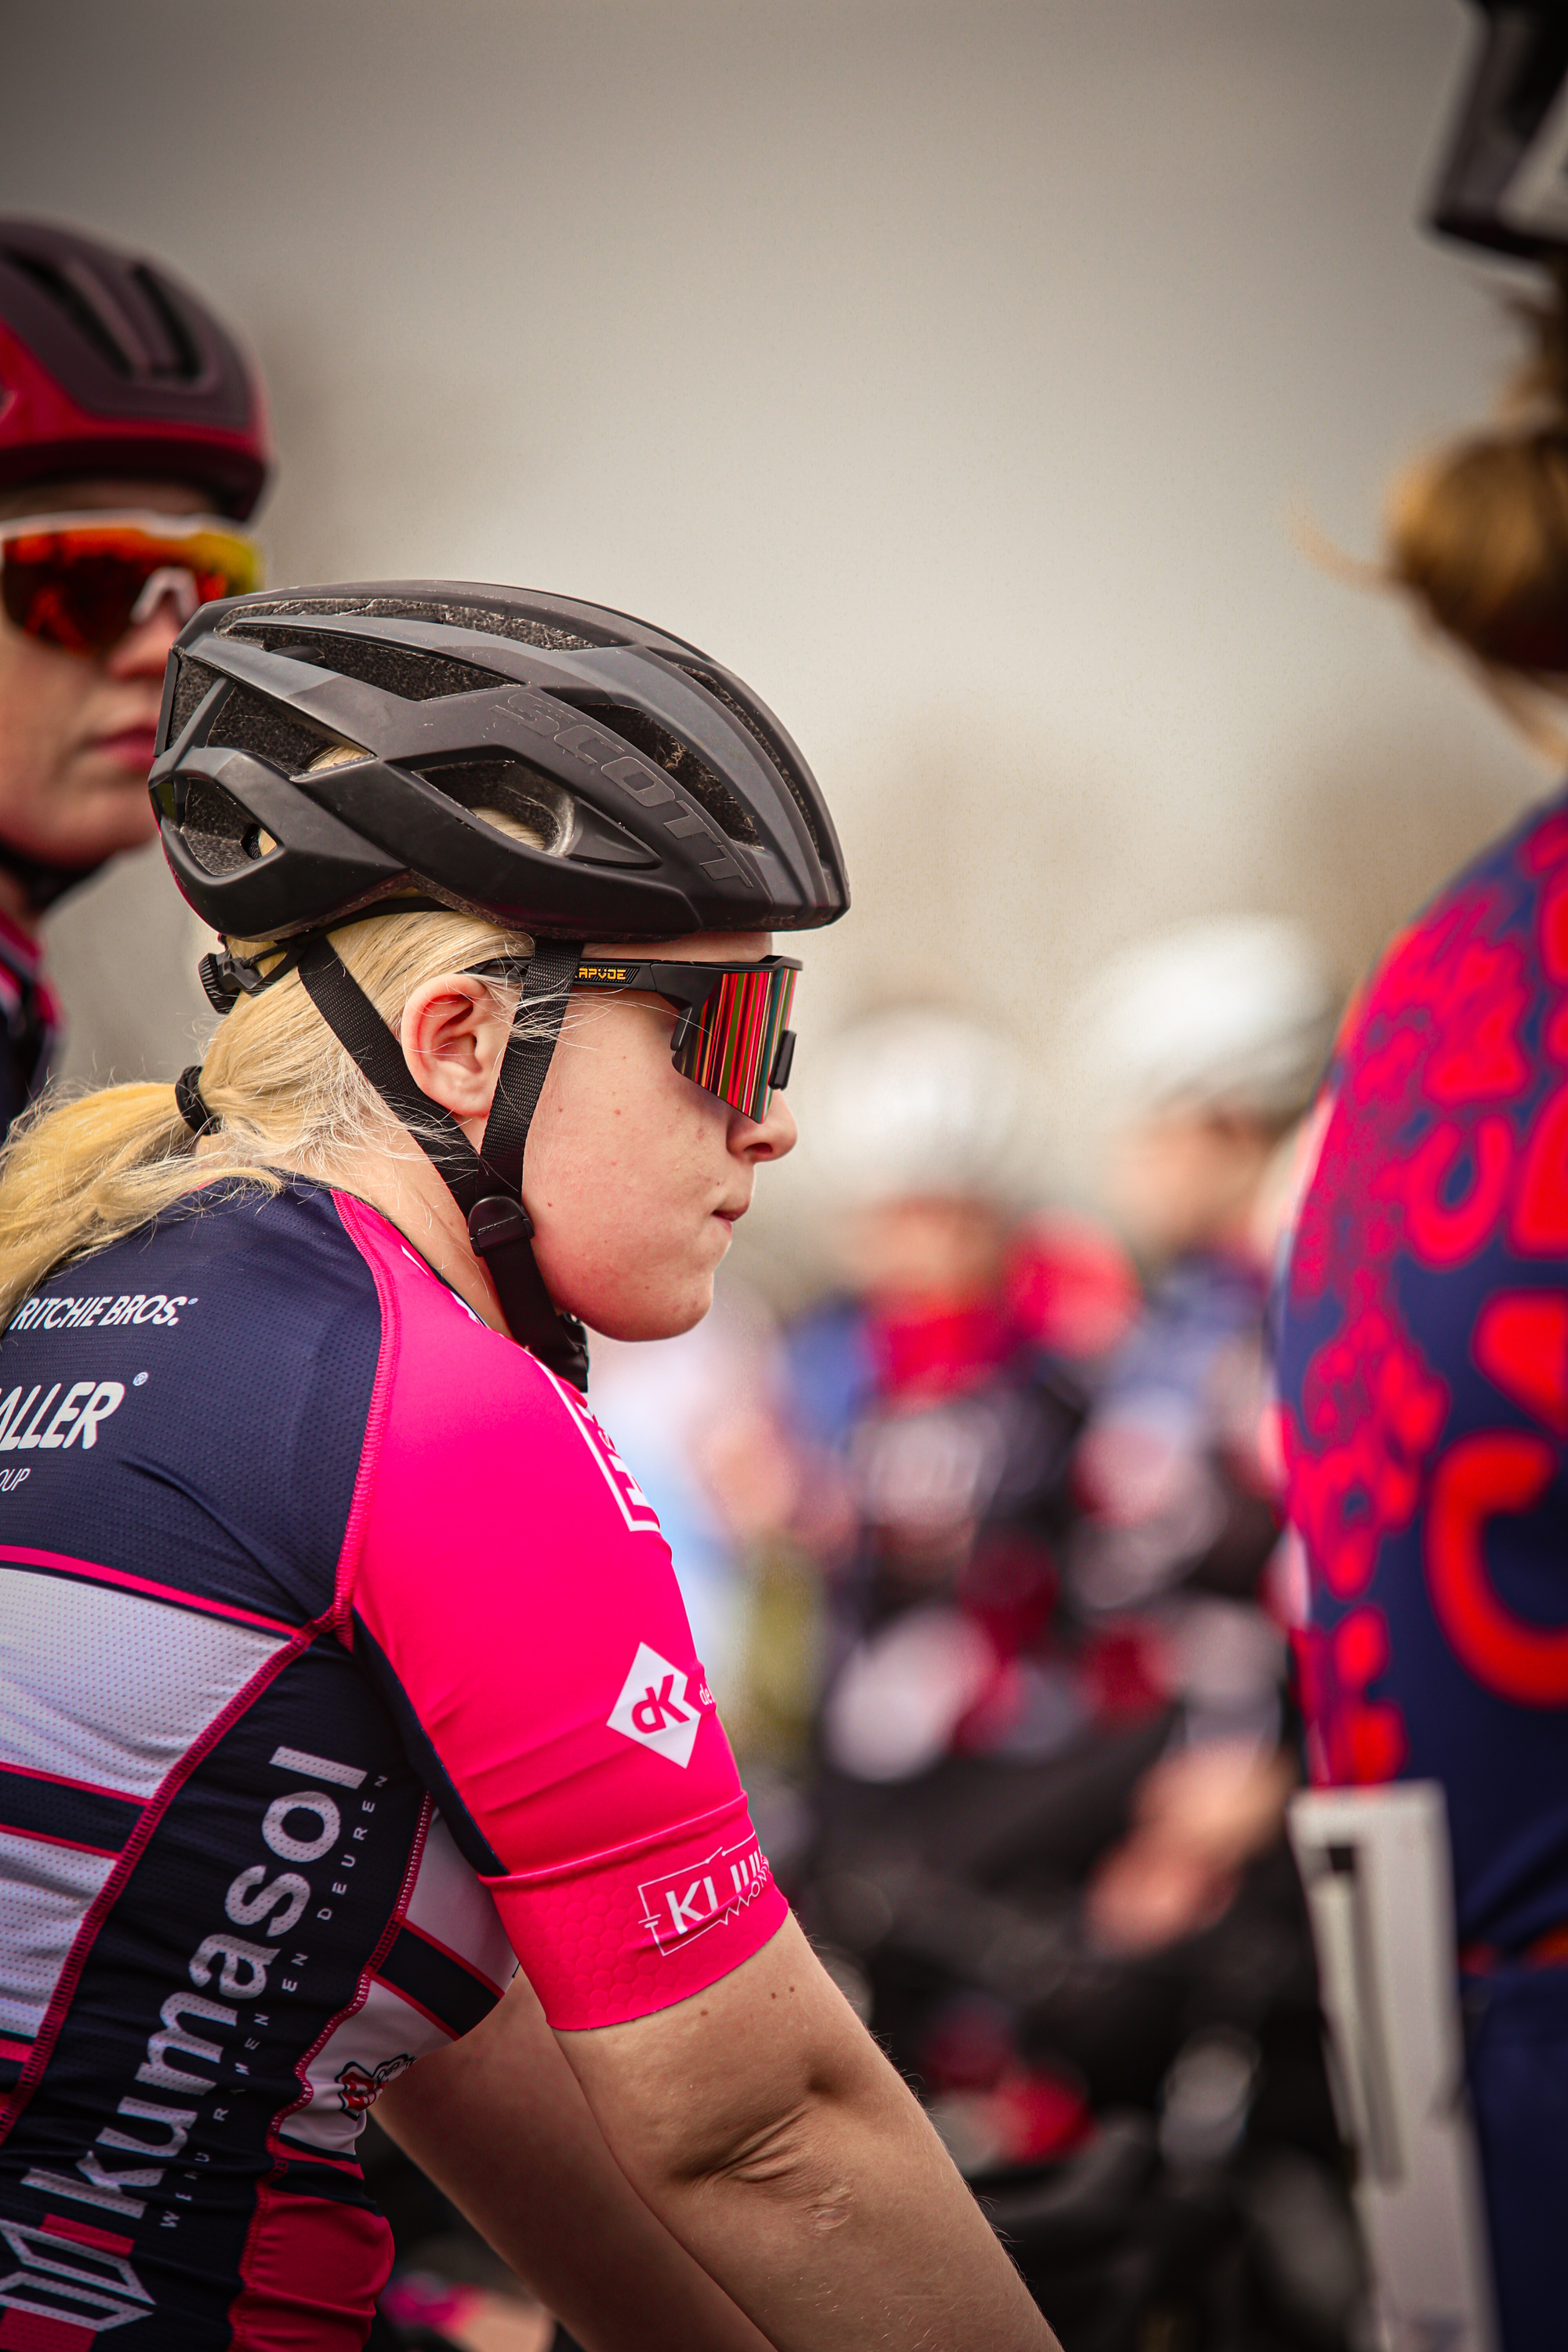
top-left (607, 1642), bottom-right (712, 1768)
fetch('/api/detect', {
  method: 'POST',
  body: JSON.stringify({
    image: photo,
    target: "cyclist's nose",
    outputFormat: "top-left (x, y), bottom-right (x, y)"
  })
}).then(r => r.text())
top-left (737, 1090), bottom-right (797, 1162)
top-left (107, 591), bottom-right (188, 680)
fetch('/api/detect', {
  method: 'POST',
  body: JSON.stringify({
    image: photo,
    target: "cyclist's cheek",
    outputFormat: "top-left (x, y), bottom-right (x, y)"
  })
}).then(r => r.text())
top-left (525, 1001), bottom-right (736, 1341)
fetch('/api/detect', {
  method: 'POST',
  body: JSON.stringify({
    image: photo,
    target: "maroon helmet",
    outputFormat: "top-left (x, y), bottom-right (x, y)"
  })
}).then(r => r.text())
top-left (0, 219), bottom-right (270, 517)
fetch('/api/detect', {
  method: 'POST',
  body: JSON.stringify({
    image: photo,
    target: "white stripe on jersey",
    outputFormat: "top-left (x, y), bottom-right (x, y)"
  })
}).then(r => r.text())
top-left (278, 1976), bottom-right (445, 2158)
top-left (0, 1831), bottom-right (115, 2038)
top-left (404, 1811), bottom-right (516, 1994)
top-left (0, 1568), bottom-right (286, 1799)
top-left (278, 1813), bottom-right (516, 2158)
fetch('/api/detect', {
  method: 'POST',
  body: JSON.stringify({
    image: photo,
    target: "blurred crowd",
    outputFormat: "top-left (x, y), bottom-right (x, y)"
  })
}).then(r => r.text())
top-left (584, 917), bottom-right (1365, 2351)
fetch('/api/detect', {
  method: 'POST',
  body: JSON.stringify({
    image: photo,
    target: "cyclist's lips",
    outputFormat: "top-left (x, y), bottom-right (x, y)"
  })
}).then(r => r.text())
top-left (90, 724), bottom-right (160, 773)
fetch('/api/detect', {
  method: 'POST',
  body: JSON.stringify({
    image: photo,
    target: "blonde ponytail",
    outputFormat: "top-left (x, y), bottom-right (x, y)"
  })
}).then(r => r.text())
top-left (0, 895), bottom-right (537, 1329)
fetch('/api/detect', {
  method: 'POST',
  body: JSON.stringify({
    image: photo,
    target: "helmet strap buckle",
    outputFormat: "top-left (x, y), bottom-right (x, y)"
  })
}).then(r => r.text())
top-left (467, 1195), bottom-right (535, 1253)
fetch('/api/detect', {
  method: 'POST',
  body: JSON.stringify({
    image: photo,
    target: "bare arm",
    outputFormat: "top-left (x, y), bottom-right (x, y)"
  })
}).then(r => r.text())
top-left (376, 1969), bottom-right (775, 2352)
top-left (560, 1915), bottom-right (1058, 2352)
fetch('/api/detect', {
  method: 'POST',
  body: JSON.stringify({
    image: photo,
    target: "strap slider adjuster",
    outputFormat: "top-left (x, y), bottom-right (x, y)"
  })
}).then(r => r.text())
top-left (468, 1193), bottom-right (534, 1254)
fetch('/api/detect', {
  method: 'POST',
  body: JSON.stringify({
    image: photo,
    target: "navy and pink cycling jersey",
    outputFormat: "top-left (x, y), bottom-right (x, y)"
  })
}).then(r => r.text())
top-left (1277, 788), bottom-right (1568, 1959)
top-left (0, 1180), bottom-right (783, 2346)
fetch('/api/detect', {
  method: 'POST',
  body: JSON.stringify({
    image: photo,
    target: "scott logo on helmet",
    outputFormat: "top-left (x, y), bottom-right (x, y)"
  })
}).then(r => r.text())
top-left (607, 1642), bottom-right (714, 1768)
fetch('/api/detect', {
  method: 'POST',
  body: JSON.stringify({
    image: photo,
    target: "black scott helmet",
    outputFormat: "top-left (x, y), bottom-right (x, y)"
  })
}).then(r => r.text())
top-left (151, 583), bottom-right (848, 1393)
top-left (151, 581), bottom-right (847, 942)
top-left (1429, 4), bottom-right (1568, 260)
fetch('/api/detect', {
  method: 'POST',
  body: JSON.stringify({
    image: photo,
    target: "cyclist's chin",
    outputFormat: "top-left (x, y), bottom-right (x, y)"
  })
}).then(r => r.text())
top-left (49, 764), bottom-right (162, 860)
top-left (575, 1260), bottom-right (719, 1345)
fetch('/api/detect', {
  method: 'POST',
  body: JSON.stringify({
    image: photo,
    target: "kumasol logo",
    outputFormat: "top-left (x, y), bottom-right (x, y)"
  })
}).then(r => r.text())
top-left (0, 2215), bottom-right (151, 2332)
top-left (606, 1642), bottom-right (713, 1768)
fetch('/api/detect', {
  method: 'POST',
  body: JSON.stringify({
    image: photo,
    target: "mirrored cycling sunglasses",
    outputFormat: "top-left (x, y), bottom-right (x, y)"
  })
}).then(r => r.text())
top-left (474, 953), bottom-right (800, 1123)
top-left (0, 511), bottom-right (263, 655)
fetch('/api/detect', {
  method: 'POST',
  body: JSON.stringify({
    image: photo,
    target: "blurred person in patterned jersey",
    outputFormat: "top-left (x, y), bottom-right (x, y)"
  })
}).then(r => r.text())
top-left (1068, 916), bottom-right (1340, 1961)
top-left (755, 1009), bottom-right (1141, 2122)
top-left (784, 1007), bottom-right (1136, 1795)
top-left (1276, 9), bottom-right (1568, 2341)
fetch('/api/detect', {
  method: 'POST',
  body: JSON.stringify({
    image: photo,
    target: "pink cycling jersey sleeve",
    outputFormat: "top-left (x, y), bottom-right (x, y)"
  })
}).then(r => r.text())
top-left (334, 1193), bottom-right (786, 2030)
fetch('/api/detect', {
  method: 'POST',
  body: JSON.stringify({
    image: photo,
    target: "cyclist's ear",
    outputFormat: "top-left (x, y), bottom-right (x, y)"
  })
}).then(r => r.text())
top-left (397, 971), bottom-right (513, 1130)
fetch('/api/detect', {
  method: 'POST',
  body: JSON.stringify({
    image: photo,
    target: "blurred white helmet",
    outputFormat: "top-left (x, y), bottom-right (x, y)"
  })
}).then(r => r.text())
top-left (1083, 916), bottom-right (1340, 1128)
top-left (810, 1007), bottom-right (1029, 1206)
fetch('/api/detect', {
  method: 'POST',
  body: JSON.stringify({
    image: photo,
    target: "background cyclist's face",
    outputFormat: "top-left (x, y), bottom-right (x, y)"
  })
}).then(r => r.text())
top-left (0, 477), bottom-right (205, 906)
top-left (414, 931), bottom-right (798, 1342)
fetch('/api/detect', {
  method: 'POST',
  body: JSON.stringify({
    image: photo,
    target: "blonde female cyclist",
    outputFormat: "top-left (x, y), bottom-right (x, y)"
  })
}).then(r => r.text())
top-left (0, 582), bottom-right (1053, 2351)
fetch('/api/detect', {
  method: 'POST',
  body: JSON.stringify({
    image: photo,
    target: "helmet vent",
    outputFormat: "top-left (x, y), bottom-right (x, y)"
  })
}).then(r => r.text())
top-left (410, 755), bottom-right (575, 856)
top-left (131, 265), bottom-right (203, 382)
top-left (166, 652), bottom-right (223, 744)
top-left (2, 245), bottom-right (129, 376)
top-left (179, 775), bottom-right (271, 877)
top-left (672, 661), bottom-right (826, 860)
top-left (209, 679), bottom-right (339, 777)
top-left (223, 622), bottom-right (502, 701)
top-left (561, 699), bottom-right (759, 844)
top-left (222, 593), bottom-right (615, 653)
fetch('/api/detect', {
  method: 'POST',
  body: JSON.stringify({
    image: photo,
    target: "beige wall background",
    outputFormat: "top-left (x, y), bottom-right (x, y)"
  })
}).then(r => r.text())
top-left (2, 0), bottom-right (1549, 1291)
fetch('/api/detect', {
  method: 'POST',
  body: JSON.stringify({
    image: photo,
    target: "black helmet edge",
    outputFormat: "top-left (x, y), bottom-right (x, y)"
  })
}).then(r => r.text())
top-left (1428, 6), bottom-right (1568, 263)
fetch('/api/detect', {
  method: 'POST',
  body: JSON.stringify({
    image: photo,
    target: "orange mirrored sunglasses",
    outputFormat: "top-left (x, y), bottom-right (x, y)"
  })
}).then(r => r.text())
top-left (0, 511), bottom-right (263, 655)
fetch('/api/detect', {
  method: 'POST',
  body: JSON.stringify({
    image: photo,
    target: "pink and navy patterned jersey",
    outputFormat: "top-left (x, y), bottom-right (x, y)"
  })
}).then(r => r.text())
top-left (0, 909), bottom-right (58, 1145)
top-left (0, 1181), bottom-right (784, 2346)
top-left (1278, 790), bottom-right (1568, 1964)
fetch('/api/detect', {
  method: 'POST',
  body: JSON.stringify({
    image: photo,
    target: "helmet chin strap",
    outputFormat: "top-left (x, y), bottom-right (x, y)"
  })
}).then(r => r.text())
top-left (0, 837), bottom-right (111, 916)
top-left (296, 934), bottom-right (590, 1389)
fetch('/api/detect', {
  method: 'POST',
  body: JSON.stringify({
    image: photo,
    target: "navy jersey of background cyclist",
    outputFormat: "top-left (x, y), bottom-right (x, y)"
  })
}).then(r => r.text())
top-left (1277, 789), bottom-right (1568, 2345)
top-left (0, 906), bottom-right (58, 1142)
top-left (1069, 1247), bottom-right (1287, 1749)
top-left (0, 1181), bottom-right (782, 2347)
top-left (1278, 790), bottom-right (1568, 1947)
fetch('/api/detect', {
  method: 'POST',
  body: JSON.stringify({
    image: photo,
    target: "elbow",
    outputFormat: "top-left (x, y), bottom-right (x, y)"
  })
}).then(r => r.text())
top-left (702, 2093), bottom-right (862, 2236)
